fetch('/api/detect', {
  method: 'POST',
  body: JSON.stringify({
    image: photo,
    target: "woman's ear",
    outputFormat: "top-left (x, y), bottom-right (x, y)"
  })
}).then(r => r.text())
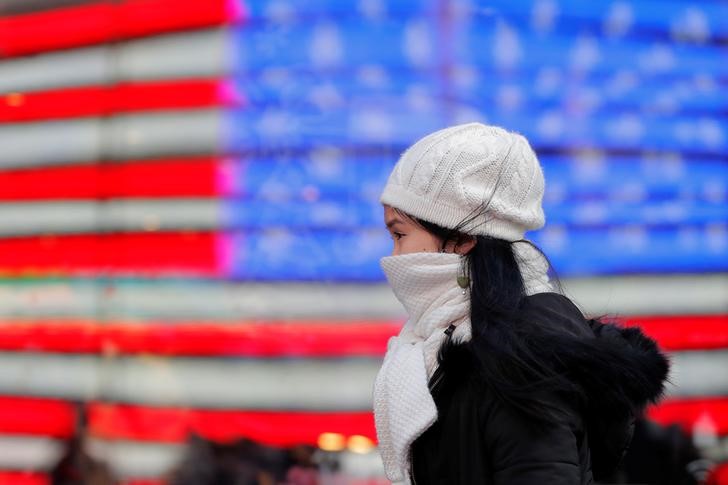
top-left (454, 235), bottom-right (476, 255)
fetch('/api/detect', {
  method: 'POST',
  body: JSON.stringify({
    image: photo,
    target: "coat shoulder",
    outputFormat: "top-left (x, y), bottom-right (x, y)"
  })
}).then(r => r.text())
top-left (432, 290), bottom-right (670, 481)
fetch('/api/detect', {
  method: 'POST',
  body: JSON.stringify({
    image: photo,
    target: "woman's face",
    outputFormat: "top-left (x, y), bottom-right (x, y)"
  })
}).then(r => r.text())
top-left (383, 205), bottom-right (445, 255)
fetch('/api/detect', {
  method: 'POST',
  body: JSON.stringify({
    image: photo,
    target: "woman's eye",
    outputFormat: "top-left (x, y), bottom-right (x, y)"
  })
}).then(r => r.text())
top-left (392, 232), bottom-right (404, 240)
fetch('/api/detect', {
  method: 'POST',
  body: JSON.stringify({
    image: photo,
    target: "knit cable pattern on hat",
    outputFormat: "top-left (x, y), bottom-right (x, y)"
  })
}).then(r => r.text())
top-left (380, 122), bottom-right (546, 242)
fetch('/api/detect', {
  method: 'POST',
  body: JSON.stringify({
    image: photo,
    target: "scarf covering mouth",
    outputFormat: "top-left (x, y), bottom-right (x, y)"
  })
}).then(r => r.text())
top-left (372, 244), bottom-right (553, 483)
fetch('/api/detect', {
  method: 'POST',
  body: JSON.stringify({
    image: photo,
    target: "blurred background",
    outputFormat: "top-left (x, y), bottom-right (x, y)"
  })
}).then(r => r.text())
top-left (0, 0), bottom-right (726, 483)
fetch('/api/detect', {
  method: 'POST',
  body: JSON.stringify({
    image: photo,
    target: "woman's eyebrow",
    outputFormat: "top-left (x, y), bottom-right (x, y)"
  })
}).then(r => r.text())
top-left (386, 218), bottom-right (405, 229)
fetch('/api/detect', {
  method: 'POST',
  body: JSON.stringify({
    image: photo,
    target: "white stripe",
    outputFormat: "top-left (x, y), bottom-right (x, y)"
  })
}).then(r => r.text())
top-left (0, 435), bottom-right (64, 471)
top-left (559, 273), bottom-right (728, 317)
top-left (669, 351), bottom-right (728, 398)
top-left (88, 439), bottom-right (185, 479)
top-left (0, 28), bottom-right (229, 94)
top-left (0, 109), bottom-right (222, 169)
top-left (0, 199), bottom-right (221, 236)
top-left (0, 353), bottom-right (379, 410)
top-left (0, 118), bottom-right (101, 168)
top-left (0, 350), bottom-right (724, 410)
top-left (0, 435), bottom-right (184, 478)
top-left (0, 276), bottom-right (724, 319)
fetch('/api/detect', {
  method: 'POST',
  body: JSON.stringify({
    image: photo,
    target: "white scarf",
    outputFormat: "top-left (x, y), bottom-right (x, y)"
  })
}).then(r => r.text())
top-left (372, 243), bottom-right (553, 484)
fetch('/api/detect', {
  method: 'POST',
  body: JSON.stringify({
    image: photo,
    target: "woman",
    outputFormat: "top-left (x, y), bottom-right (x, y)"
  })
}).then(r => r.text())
top-left (372, 123), bottom-right (671, 484)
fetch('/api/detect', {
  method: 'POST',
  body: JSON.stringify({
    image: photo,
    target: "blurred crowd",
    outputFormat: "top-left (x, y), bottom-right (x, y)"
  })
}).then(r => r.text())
top-left (48, 414), bottom-right (718, 485)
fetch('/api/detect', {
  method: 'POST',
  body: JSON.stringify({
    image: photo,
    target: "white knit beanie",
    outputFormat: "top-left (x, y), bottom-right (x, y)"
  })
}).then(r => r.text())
top-left (380, 122), bottom-right (546, 241)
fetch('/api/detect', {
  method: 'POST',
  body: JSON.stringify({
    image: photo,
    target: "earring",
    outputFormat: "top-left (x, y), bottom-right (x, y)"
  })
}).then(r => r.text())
top-left (457, 257), bottom-right (470, 294)
top-left (457, 273), bottom-right (470, 295)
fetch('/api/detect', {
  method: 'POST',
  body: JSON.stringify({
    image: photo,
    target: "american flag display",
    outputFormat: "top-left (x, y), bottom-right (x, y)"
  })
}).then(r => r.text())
top-left (0, 0), bottom-right (726, 483)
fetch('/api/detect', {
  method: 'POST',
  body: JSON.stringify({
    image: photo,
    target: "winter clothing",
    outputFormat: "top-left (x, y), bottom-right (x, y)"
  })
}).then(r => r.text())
top-left (375, 122), bottom-right (670, 484)
top-left (379, 123), bottom-right (545, 241)
top-left (373, 246), bottom-right (555, 483)
top-left (407, 291), bottom-right (670, 484)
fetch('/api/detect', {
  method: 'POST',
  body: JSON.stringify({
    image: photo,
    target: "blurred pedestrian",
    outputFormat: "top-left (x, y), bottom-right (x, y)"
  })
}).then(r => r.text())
top-left (50, 435), bottom-right (115, 485)
top-left (168, 435), bottom-right (289, 485)
top-left (50, 402), bottom-right (116, 485)
top-left (283, 444), bottom-right (319, 485)
top-left (372, 123), bottom-right (671, 484)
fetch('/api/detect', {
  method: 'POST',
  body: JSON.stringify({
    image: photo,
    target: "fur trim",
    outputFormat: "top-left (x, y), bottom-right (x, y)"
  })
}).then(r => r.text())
top-left (431, 293), bottom-right (672, 479)
top-left (579, 319), bottom-right (671, 415)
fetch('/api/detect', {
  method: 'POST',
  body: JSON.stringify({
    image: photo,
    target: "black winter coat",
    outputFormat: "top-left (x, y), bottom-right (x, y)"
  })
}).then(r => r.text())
top-left (409, 291), bottom-right (670, 485)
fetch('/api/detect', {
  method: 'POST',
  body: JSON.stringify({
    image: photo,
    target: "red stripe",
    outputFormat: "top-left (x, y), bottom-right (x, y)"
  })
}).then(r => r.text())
top-left (0, 397), bottom-right (75, 438)
top-left (0, 472), bottom-right (161, 485)
top-left (0, 316), bottom-right (724, 357)
top-left (0, 232), bottom-right (219, 275)
top-left (708, 462), bottom-right (728, 485)
top-left (621, 315), bottom-right (728, 351)
top-left (0, 320), bottom-right (400, 357)
top-left (0, 80), bottom-right (238, 122)
top-left (0, 396), bottom-right (726, 448)
top-left (647, 397), bottom-right (728, 436)
top-left (0, 0), bottom-right (236, 58)
top-left (0, 472), bottom-right (48, 485)
top-left (0, 2), bottom-right (113, 57)
top-left (0, 158), bottom-right (220, 200)
top-left (87, 403), bottom-right (377, 447)
top-left (0, 396), bottom-right (376, 447)
top-left (117, 0), bottom-right (238, 39)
